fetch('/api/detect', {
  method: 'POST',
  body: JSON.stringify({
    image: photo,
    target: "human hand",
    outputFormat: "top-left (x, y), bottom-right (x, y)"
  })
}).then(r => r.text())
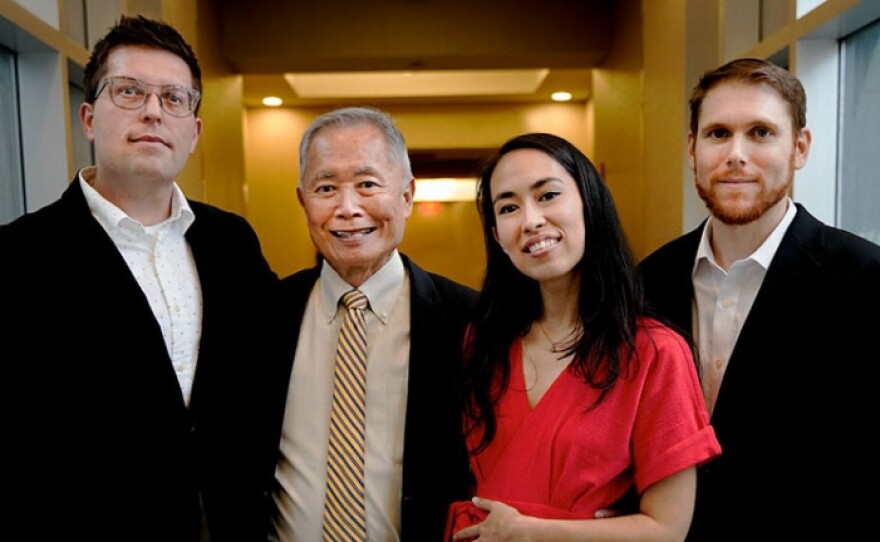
top-left (452, 496), bottom-right (523, 542)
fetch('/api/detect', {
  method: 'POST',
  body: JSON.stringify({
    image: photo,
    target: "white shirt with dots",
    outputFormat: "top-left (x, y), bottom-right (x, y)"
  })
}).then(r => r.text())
top-left (79, 167), bottom-right (203, 405)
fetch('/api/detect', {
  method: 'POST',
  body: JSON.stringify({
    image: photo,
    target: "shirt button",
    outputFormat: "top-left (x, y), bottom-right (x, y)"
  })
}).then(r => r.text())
top-left (715, 359), bottom-right (723, 369)
top-left (721, 299), bottom-right (733, 309)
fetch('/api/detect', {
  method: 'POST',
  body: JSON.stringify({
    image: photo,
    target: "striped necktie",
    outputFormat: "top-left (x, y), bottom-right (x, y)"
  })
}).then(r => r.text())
top-left (322, 289), bottom-right (369, 541)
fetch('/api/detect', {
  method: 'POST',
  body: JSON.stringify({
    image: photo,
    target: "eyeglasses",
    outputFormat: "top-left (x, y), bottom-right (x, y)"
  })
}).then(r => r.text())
top-left (95, 76), bottom-right (201, 118)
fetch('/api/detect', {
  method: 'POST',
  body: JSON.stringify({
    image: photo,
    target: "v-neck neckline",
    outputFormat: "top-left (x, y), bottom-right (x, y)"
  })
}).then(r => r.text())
top-left (514, 337), bottom-right (571, 411)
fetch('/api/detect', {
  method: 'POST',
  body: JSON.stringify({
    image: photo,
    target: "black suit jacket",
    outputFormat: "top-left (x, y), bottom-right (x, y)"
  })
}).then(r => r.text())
top-left (639, 204), bottom-right (880, 541)
top-left (261, 255), bottom-right (477, 541)
top-left (0, 178), bottom-right (277, 542)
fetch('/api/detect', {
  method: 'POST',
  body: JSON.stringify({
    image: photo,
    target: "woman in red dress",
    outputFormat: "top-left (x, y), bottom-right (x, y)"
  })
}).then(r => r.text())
top-left (448, 133), bottom-right (720, 541)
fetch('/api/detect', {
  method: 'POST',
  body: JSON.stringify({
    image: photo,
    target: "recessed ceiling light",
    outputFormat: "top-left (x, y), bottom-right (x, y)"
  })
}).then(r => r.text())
top-left (262, 96), bottom-right (283, 107)
top-left (551, 91), bottom-right (572, 102)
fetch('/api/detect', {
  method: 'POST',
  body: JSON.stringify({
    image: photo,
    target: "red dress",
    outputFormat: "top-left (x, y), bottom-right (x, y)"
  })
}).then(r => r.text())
top-left (446, 319), bottom-right (721, 538)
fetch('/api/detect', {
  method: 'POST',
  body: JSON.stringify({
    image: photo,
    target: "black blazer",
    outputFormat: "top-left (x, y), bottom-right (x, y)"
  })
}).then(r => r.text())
top-left (261, 255), bottom-right (477, 541)
top-left (639, 204), bottom-right (880, 541)
top-left (0, 179), bottom-right (277, 542)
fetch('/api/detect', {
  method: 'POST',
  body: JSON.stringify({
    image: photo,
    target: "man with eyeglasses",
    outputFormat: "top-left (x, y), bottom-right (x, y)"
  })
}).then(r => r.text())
top-left (0, 15), bottom-right (277, 542)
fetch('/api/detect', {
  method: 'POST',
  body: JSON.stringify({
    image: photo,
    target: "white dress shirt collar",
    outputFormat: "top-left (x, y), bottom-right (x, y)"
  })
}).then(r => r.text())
top-left (78, 166), bottom-right (195, 233)
top-left (692, 197), bottom-right (798, 275)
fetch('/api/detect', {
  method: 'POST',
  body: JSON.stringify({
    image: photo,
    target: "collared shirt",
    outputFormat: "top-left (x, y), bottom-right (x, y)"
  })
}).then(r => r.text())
top-left (79, 167), bottom-right (203, 404)
top-left (272, 251), bottom-right (411, 542)
top-left (691, 198), bottom-right (796, 415)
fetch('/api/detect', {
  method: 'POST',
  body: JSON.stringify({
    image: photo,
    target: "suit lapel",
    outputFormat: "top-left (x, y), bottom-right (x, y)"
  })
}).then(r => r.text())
top-left (62, 180), bottom-right (170, 352)
top-left (713, 207), bottom-right (823, 420)
top-left (649, 225), bottom-right (702, 333)
top-left (404, 255), bottom-right (441, 376)
top-left (61, 180), bottom-right (184, 406)
top-left (668, 229), bottom-right (701, 333)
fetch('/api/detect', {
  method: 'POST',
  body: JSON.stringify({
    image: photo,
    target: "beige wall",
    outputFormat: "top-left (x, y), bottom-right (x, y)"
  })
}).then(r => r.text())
top-left (641, 0), bottom-right (689, 257)
top-left (190, 0), bottom-right (247, 213)
top-left (592, 0), bottom-right (646, 258)
top-left (244, 103), bottom-right (590, 288)
top-left (243, 108), bottom-right (314, 276)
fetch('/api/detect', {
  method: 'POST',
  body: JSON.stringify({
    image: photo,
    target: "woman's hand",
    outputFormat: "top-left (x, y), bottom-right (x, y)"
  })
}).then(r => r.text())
top-left (452, 468), bottom-right (695, 542)
top-left (453, 496), bottom-right (528, 542)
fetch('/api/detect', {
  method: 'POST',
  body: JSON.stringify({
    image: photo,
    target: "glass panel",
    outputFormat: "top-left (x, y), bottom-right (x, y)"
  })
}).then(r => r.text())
top-left (796, 0), bottom-right (826, 19)
top-left (0, 46), bottom-right (24, 225)
top-left (839, 19), bottom-right (880, 244)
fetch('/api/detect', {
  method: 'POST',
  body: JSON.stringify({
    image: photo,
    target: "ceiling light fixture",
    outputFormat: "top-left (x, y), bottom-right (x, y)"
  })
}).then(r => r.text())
top-left (262, 96), bottom-right (283, 107)
top-left (413, 178), bottom-right (477, 202)
top-left (284, 69), bottom-right (550, 99)
top-left (551, 91), bottom-right (572, 102)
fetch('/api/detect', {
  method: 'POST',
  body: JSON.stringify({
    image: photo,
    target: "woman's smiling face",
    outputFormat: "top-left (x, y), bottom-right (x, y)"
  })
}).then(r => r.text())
top-left (490, 148), bottom-right (585, 285)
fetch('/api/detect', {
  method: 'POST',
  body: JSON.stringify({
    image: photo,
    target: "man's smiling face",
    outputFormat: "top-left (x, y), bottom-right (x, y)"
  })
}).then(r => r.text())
top-left (297, 123), bottom-right (414, 286)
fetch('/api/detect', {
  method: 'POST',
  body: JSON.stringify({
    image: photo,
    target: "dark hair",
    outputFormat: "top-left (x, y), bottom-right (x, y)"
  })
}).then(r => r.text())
top-left (83, 15), bottom-right (202, 114)
top-left (463, 132), bottom-right (644, 453)
top-left (299, 106), bottom-right (412, 186)
top-left (689, 57), bottom-right (806, 135)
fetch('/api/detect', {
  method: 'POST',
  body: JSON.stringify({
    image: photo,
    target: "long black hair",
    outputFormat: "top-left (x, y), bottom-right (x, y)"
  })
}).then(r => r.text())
top-left (462, 133), bottom-right (645, 454)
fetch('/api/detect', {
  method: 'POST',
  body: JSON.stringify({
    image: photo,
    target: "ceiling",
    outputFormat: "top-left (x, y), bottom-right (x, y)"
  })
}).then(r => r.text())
top-left (215, 0), bottom-right (616, 108)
